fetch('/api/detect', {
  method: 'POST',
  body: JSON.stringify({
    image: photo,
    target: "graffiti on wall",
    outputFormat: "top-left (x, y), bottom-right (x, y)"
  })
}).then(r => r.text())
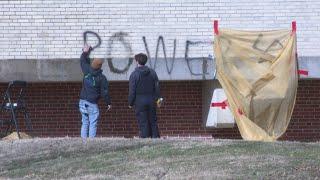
top-left (185, 40), bottom-right (213, 76)
top-left (143, 36), bottom-right (176, 74)
top-left (83, 31), bottom-right (102, 50)
top-left (106, 32), bottom-right (134, 74)
top-left (83, 31), bottom-right (214, 76)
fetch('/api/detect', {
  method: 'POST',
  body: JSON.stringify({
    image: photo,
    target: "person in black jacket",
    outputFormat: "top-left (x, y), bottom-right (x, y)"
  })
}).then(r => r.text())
top-left (79, 44), bottom-right (111, 138)
top-left (128, 53), bottom-right (161, 138)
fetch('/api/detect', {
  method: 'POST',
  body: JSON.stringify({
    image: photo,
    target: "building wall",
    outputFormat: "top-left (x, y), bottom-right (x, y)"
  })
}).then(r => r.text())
top-left (0, 80), bottom-right (319, 141)
top-left (0, 0), bottom-right (320, 81)
top-left (0, 1), bottom-right (319, 140)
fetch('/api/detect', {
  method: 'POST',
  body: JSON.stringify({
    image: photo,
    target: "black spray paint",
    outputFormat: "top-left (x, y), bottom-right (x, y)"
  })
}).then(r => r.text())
top-left (106, 32), bottom-right (133, 74)
top-left (83, 31), bottom-right (102, 50)
top-left (83, 31), bottom-right (213, 76)
top-left (185, 40), bottom-right (214, 76)
top-left (142, 36), bottom-right (176, 74)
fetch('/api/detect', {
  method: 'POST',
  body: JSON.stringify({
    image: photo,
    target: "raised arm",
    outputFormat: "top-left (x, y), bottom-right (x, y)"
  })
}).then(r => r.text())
top-left (80, 45), bottom-right (92, 75)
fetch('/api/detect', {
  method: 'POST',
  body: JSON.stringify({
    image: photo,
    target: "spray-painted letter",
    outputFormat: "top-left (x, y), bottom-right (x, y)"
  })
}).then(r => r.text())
top-left (142, 36), bottom-right (176, 74)
top-left (106, 32), bottom-right (133, 74)
top-left (83, 31), bottom-right (102, 50)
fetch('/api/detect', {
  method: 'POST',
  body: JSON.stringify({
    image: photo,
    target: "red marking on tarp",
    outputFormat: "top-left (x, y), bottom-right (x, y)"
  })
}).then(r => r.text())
top-left (298, 69), bottom-right (308, 76)
top-left (291, 21), bottom-right (296, 35)
top-left (214, 20), bottom-right (219, 35)
top-left (237, 108), bottom-right (243, 115)
top-left (211, 100), bottom-right (227, 109)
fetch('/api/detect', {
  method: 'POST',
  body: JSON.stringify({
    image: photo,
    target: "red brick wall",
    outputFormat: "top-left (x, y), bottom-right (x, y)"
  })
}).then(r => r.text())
top-left (280, 80), bottom-right (320, 141)
top-left (0, 80), bottom-right (319, 141)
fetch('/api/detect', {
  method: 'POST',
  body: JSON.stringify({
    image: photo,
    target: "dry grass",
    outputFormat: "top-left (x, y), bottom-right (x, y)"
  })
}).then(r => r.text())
top-left (0, 137), bottom-right (319, 179)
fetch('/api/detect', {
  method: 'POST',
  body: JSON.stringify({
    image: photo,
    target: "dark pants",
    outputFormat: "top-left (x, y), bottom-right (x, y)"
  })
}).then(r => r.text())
top-left (135, 95), bottom-right (160, 138)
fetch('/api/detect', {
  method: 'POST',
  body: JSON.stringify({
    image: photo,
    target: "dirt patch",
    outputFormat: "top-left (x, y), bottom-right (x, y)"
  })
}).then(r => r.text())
top-left (1, 132), bottom-right (32, 141)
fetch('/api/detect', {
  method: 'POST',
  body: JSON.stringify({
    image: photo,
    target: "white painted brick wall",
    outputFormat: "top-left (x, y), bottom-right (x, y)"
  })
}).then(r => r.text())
top-left (0, 0), bottom-right (319, 60)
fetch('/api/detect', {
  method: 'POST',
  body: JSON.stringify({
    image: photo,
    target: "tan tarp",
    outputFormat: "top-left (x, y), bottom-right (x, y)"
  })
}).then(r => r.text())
top-left (214, 28), bottom-right (298, 141)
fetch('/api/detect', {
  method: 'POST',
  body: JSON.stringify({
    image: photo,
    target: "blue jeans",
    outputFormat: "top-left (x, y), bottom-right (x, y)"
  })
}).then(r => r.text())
top-left (79, 99), bottom-right (100, 138)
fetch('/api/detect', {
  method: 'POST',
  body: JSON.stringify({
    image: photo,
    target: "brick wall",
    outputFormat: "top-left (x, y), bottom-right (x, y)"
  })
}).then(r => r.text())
top-left (281, 80), bottom-right (320, 141)
top-left (0, 80), bottom-right (319, 141)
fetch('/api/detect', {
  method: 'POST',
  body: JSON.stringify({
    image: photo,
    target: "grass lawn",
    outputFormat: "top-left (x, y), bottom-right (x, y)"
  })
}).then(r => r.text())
top-left (0, 138), bottom-right (319, 179)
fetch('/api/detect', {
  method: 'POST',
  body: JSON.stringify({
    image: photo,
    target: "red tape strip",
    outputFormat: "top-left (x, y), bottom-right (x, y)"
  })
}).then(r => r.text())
top-left (292, 21), bottom-right (296, 33)
top-left (211, 100), bottom-right (227, 109)
top-left (298, 69), bottom-right (308, 76)
top-left (214, 20), bottom-right (219, 35)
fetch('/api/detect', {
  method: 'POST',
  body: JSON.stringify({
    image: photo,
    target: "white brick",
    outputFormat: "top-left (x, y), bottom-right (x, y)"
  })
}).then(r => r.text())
top-left (0, 0), bottom-right (319, 58)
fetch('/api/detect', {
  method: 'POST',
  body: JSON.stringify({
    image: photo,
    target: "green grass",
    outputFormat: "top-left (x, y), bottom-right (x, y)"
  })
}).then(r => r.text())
top-left (0, 138), bottom-right (319, 179)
